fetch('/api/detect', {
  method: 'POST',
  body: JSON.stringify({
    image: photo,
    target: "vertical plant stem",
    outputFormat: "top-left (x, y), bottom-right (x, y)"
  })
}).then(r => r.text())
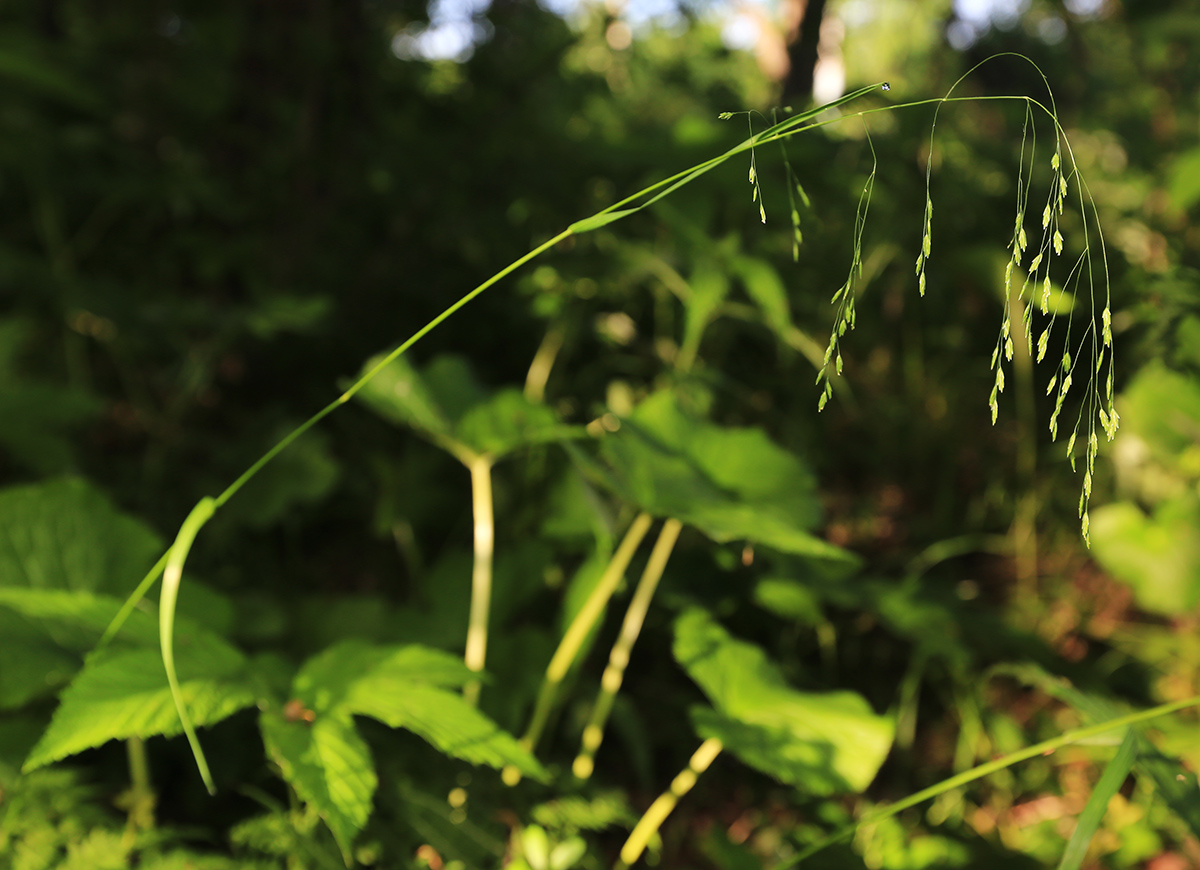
top-left (464, 455), bottom-right (495, 706)
top-left (503, 512), bottom-right (654, 785)
top-left (123, 736), bottom-right (155, 836)
top-left (525, 324), bottom-right (565, 403)
top-left (574, 518), bottom-right (682, 780)
top-left (615, 738), bottom-right (723, 869)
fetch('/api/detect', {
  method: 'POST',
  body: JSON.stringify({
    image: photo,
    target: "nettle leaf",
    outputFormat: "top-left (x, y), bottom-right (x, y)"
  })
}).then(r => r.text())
top-left (260, 708), bottom-right (376, 864)
top-left (0, 586), bottom-right (230, 708)
top-left (674, 608), bottom-right (892, 794)
top-left (23, 631), bottom-right (256, 772)
top-left (0, 588), bottom-right (157, 709)
top-left (455, 389), bottom-right (584, 458)
top-left (354, 354), bottom-right (581, 460)
top-left (0, 477), bottom-right (162, 594)
top-left (267, 641), bottom-right (547, 857)
top-left (344, 681), bottom-right (547, 781)
top-left (597, 391), bottom-right (849, 561)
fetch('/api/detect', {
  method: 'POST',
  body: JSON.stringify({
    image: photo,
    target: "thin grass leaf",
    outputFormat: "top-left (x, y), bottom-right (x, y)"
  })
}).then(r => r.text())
top-left (1057, 729), bottom-right (1137, 870)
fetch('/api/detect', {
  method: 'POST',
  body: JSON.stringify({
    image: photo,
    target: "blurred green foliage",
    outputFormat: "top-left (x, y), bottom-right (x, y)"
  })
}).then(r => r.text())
top-left (2, 0), bottom-right (1200, 868)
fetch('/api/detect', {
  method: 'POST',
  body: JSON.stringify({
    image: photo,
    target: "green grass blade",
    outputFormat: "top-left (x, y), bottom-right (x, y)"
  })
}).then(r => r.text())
top-left (159, 497), bottom-right (218, 795)
top-left (1057, 728), bottom-right (1137, 870)
top-left (777, 693), bottom-right (1200, 868)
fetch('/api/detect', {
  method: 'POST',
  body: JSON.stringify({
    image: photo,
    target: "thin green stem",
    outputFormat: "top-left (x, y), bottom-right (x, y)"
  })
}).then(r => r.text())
top-left (123, 736), bottom-right (155, 836)
top-left (503, 512), bottom-right (654, 786)
top-left (615, 737), bottom-right (723, 869)
top-left (463, 455), bottom-right (495, 707)
top-left (574, 518), bottom-right (682, 780)
top-left (776, 694), bottom-right (1200, 868)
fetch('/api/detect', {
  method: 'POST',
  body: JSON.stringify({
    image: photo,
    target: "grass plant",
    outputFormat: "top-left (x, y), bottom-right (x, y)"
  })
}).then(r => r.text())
top-left (47, 52), bottom-right (1190, 868)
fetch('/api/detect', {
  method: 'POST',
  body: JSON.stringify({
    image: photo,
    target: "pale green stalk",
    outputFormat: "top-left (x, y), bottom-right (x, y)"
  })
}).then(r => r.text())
top-left (574, 518), bottom-right (682, 780)
top-left (615, 737), bottom-right (723, 869)
top-left (123, 736), bottom-right (155, 837)
top-left (503, 511), bottom-right (655, 786)
top-left (463, 455), bottom-right (496, 706)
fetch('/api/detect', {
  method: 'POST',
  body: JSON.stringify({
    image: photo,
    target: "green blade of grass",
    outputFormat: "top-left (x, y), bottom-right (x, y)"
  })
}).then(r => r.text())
top-left (778, 694), bottom-right (1200, 868)
top-left (159, 497), bottom-right (218, 795)
top-left (1057, 728), bottom-right (1138, 870)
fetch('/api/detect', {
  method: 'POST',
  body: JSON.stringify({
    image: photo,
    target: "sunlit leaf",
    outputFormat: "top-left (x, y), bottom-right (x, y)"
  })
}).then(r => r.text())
top-left (354, 355), bottom-right (581, 460)
top-left (595, 391), bottom-right (850, 561)
top-left (674, 608), bottom-right (892, 793)
top-left (23, 632), bottom-right (256, 772)
top-left (260, 707), bottom-right (376, 863)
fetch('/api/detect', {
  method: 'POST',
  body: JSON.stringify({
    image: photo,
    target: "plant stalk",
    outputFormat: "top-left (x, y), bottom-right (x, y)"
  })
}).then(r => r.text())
top-left (503, 512), bottom-right (654, 785)
top-left (615, 737), bottom-right (723, 869)
top-left (123, 736), bottom-right (155, 836)
top-left (464, 455), bottom-right (495, 706)
top-left (574, 518), bottom-right (682, 780)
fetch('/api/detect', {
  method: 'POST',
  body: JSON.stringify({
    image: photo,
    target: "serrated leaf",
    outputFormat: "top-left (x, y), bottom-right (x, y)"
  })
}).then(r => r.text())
top-left (0, 477), bottom-right (162, 595)
top-left (593, 391), bottom-right (849, 562)
top-left (354, 356), bottom-right (581, 461)
top-left (286, 640), bottom-right (546, 782)
top-left (260, 707), bottom-right (375, 863)
top-left (456, 389), bottom-right (585, 458)
top-left (673, 608), bottom-right (892, 794)
top-left (23, 632), bottom-right (255, 772)
top-left (344, 681), bottom-right (547, 780)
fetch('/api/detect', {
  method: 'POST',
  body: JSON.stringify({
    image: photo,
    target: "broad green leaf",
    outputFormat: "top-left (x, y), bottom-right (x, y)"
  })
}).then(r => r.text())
top-left (596, 392), bottom-right (848, 561)
top-left (456, 389), bottom-right (583, 458)
top-left (294, 640), bottom-right (474, 714)
top-left (0, 588), bottom-right (220, 708)
top-left (260, 707), bottom-right (376, 863)
top-left (23, 632), bottom-right (256, 771)
top-left (0, 610), bottom-right (80, 708)
top-left (0, 477), bottom-right (162, 595)
top-left (0, 588), bottom-right (159, 650)
top-left (281, 640), bottom-right (545, 823)
top-left (1057, 730), bottom-right (1138, 870)
top-left (674, 608), bottom-right (892, 793)
top-left (1090, 496), bottom-right (1200, 615)
top-left (353, 353), bottom-right (459, 444)
top-left (344, 681), bottom-right (547, 781)
top-left (355, 355), bottom-right (581, 461)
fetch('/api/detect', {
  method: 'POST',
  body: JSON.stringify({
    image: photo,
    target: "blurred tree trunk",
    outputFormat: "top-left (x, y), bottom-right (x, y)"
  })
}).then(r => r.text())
top-left (782, 0), bottom-right (827, 105)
